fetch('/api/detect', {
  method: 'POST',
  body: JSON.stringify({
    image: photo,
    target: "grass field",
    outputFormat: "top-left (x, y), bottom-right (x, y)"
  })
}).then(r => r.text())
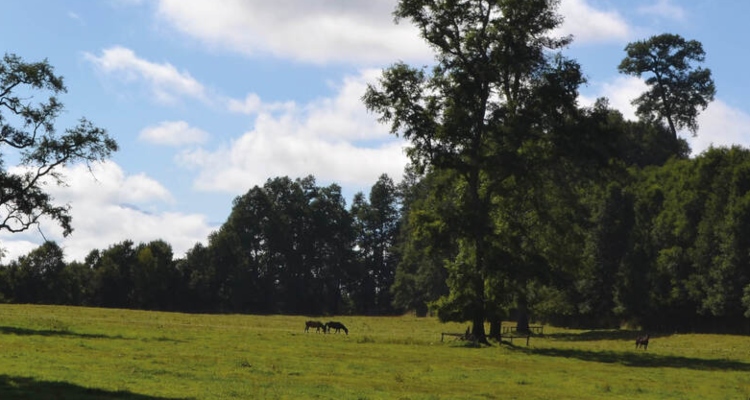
top-left (0, 304), bottom-right (747, 399)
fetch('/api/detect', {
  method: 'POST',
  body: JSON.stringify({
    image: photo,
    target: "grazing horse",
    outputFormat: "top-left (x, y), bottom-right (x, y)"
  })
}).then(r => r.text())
top-left (635, 334), bottom-right (650, 350)
top-left (305, 320), bottom-right (326, 333)
top-left (326, 321), bottom-right (348, 335)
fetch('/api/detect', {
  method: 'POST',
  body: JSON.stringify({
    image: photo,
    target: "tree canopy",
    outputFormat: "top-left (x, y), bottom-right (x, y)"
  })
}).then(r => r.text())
top-left (0, 53), bottom-right (118, 238)
top-left (618, 33), bottom-right (716, 139)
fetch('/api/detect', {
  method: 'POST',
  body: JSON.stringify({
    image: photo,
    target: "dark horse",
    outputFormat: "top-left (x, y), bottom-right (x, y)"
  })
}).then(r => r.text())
top-left (635, 334), bottom-right (650, 350)
top-left (326, 321), bottom-right (348, 335)
top-left (305, 320), bottom-right (326, 333)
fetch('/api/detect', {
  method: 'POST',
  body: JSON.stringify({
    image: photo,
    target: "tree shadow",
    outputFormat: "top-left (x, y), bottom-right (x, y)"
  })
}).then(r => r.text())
top-left (0, 325), bottom-right (184, 343)
top-left (516, 347), bottom-right (750, 371)
top-left (0, 325), bottom-right (126, 340)
top-left (544, 329), bottom-right (669, 342)
top-left (0, 374), bottom-right (192, 399)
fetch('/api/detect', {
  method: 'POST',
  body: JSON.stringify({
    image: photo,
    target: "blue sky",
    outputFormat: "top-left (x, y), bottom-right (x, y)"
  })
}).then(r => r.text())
top-left (1, 0), bottom-right (749, 262)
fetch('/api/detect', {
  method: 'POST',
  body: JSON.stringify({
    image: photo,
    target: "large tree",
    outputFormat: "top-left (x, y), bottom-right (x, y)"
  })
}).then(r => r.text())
top-left (0, 53), bottom-right (118, 240)
top-left (618, 34), bottom-right (715, 140)
top-left (364, 0), bottom-right (584, 342)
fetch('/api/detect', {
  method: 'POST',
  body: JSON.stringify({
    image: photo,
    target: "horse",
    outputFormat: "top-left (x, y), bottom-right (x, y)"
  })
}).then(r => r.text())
top-left (305, 320), bottom-right (326, 333)
top-left (326, 321), bottom-right (348, 335)
top-left (635, 334), bottom-right (649, 350)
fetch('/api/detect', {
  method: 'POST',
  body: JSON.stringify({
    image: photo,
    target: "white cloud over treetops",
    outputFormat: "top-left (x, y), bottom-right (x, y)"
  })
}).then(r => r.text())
top-left (179, 69), bottom-right (409, 193)
top-left (84, 46), bottom-right (409, 194)
top-left (557, 0), bottom-right (630, 44)
top-left (0, 162), bottom-right (216, 263)
top-left (689, 100), bottom-right (750, 156)
top-left (580, 76), bottom-right (750, 156)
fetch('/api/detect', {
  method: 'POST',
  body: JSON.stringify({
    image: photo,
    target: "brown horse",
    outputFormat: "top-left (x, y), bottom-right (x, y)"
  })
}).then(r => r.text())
top-left (305, 320), bottom-right (326, 333)
top-left (635, 334), bottom-right (649, 350)
top-left (326, 321), bottom-right (348, 335)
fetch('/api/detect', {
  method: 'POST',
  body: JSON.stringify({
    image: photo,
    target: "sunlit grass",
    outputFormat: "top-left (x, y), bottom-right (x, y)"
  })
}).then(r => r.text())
top-left (0, 304), bottom-right (747, 399)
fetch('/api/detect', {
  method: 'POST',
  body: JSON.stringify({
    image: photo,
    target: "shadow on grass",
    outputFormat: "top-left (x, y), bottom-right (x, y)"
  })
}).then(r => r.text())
top-left (544, 330), bottom-right (669, 342)
top-left (0, 374), bottom-right (192, 399)
top-left (0, 325), bottom-right (125, 340)
top-left (0, 325), bottom-right (185, 344)
top-left (516, 346), bottom-right (750, 371)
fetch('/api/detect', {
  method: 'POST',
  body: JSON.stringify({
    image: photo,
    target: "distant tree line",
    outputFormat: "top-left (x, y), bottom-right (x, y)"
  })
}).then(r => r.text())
top-left (0, 174), bottom-right (404, 316)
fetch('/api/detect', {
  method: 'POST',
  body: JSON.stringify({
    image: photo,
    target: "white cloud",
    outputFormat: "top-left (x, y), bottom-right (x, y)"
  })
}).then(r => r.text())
top-left (0, 162), bottom-right (216, 262)
top-left (152, 0), bottom-right (432, 65)
top-left (50, 162), bottom-right (174, 205)
top-left (68, 11), bottom-right (84, 24)
top-left (179, 70), bottom-right (408, 193)
top-left (580, 76), bottom-right (750, 156)
top-left (226, 93), bottom-right (295, 115)
top-left (580, 76), bottom-right (648, 120)
top-left (638, 0), bottom-right (686, 21)
top-left (140, 120), bottom-right (210, 146)
top-left (85, 46), bottom-right (208, 104)
top-left (151, 0), bottom-right (633, 63)
top-left (689, 100), bottom-right (750, 155)
top-left (557, 0), bottom-right (630, 44)
top-left (0, 239), bottom-right (40, 264)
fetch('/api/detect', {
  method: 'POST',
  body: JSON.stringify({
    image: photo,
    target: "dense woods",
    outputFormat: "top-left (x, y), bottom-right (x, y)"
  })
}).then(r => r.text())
top-left (2, 0), bottom-right (749, 334)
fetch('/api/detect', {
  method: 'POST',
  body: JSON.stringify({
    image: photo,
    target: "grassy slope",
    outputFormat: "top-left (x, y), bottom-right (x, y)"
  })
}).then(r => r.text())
top-left (0, 304), bottom-right (747, 399)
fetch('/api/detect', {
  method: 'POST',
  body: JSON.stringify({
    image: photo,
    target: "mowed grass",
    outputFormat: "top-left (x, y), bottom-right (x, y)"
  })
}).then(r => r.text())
top-left (0, 305), bottom-right (748, 399)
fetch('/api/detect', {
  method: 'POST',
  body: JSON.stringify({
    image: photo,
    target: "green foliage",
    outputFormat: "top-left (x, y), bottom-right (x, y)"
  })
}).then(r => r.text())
top-left (391, 168), bottom-right (456, 316)
top-left (0, 53), bottom-right (117, 238)
top-left (5, 242), bottom-right (67, 304)
top-left (566, 147), bottom-right (750, 331)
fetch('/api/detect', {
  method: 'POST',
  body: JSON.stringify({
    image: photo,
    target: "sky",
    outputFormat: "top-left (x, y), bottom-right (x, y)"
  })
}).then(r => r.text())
top-left (1, 0), bottom-right (749, 262)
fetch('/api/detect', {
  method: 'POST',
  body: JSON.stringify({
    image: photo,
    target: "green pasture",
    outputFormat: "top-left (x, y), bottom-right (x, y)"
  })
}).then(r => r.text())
top-left (0, 304), bottom-right (747, 399)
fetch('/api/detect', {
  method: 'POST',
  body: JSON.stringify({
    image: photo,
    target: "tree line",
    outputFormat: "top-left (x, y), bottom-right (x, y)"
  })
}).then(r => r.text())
top-left (0, 174), bottom-right (403, 316)
top-left (3, 0), bottom-right (749, 335)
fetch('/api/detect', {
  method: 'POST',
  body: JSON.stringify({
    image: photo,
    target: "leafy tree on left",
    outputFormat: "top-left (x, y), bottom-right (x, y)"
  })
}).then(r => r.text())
top-left (0, 53), bottom-right (118, 238)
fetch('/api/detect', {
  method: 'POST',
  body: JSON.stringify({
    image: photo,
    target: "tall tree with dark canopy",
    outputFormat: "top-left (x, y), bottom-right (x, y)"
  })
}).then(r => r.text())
top-left (364, 0), bottom-right (584, 342)
top-left (618, 34), bottom-right (715, 140)
top-left (0, 53), bottom-right (118, 240)
top-left (351, 174), bottom-right (400, 314)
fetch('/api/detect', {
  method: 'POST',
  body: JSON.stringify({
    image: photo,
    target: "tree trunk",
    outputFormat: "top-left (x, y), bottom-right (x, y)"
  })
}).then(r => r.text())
top-left (489, 320), bottom-right (501, 340)
top-left (516, 298), bottom-right (530, 334)
top-left (470, 274), bottom-right (490, 345)
top-left (472, 315), bottom-right (490, 345)
top-left (468, 165), bottom-right (491, 346)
